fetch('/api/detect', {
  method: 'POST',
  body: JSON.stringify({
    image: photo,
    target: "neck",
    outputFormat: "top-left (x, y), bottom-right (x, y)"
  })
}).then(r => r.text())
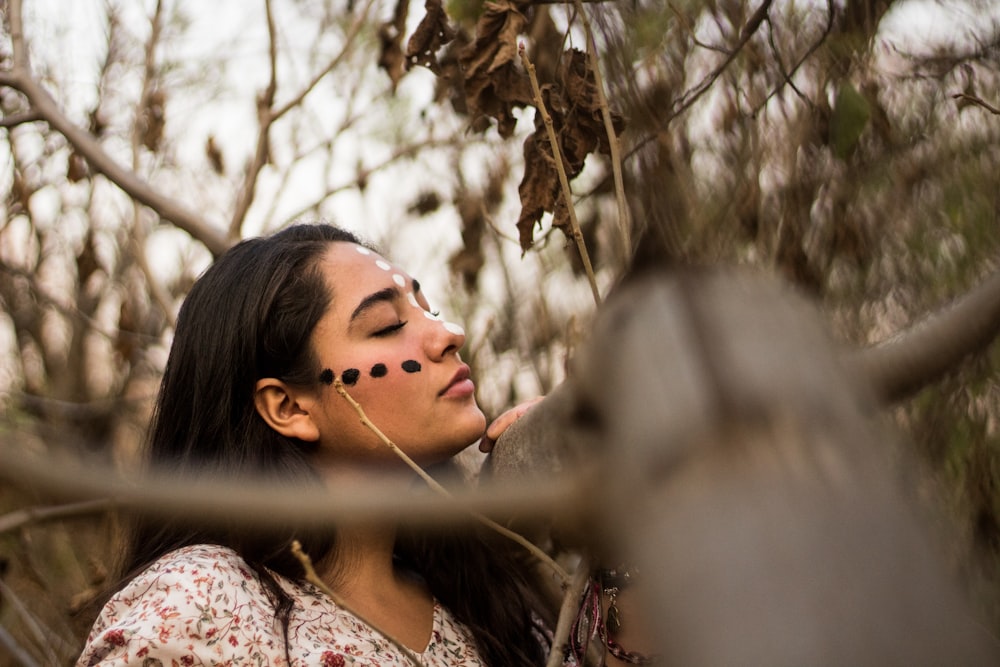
top-left (311, 466), bottom-right (436, 653)
top-left (322, 522), bottom-right (399, 595)
top-left (312, 464), bottom-right (421, 601)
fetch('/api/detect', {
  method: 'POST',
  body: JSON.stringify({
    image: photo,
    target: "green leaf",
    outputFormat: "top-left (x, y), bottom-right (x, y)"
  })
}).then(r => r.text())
top-left (829, 83), bottom-right (871, 160)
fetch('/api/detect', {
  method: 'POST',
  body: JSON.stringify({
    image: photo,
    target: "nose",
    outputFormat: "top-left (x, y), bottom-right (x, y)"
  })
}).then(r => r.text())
top-left (421, 311), bottom-right (466, 361)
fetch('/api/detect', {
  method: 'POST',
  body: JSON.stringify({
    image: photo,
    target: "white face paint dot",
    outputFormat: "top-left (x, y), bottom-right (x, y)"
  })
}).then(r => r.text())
top-left (407, 293), bottom-right (420, 308)
top-left (392, 274), bottom-right (406, 287)
top-left (442, 321), bottom-right (465, 336)
top-left (423, 310), bottom-right (440, 321)
top-left (375, 259), bottom-right (392, 271)
top-left (354, 245), bottom-right (371, 255)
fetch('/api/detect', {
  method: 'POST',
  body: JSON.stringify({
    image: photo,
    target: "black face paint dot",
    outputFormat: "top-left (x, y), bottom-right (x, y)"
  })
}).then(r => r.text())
top-left (341, 368), bottom-right (361, 385)
top-left (401, 360), bottom-right (421, 373)
top-left (370, 363), bottom-right (388, 378)
top-left (319, 368), bottom-right (334, 385)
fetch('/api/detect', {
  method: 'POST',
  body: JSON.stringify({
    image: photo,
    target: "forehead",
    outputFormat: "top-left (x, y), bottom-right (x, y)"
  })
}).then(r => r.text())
top-left (317, 242), bottom-right (408, 304)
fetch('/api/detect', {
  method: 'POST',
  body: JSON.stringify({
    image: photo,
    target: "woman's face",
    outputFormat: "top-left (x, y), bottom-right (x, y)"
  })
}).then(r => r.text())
top-left (306, 241), bottom-right (487, 467)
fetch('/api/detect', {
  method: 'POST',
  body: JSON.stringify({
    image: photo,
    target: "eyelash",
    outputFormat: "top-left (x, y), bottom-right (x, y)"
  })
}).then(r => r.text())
top-left (373, 320), bottom-right (407, 337)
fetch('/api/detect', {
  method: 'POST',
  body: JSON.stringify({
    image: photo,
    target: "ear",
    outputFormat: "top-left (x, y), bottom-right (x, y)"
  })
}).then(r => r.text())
top-left (253, 378), bottom-right (320, 442)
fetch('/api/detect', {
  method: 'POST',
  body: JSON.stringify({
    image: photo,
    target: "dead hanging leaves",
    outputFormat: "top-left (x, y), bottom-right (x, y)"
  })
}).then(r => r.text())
top-left (457, 0), bottom-right (534, 139)
top-left (401, 1), bottom-right (625, 254)
top-left (405, 0), bottom-right (455, 74)
top-left (517, 49), bottom-right (623, 251)
top-left (378, 0), bottom-right (410, 91)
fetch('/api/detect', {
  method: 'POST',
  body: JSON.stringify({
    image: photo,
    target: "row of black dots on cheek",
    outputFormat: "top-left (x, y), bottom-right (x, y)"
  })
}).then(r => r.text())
top-left (318, 360), bottom-right (422, 386)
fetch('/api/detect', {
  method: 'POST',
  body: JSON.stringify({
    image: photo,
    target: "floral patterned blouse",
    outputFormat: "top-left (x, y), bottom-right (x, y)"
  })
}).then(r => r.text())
top-left (77, 544), bottom-right (486, 666)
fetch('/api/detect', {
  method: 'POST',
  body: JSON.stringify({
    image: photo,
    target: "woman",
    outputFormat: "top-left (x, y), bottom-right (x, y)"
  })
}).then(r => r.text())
top-left (77, 224), bottom-right (553, 666)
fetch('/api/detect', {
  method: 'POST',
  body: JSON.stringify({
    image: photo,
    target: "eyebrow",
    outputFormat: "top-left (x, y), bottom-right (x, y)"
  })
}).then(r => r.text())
top-left (350, 287), bottom-right (399, 323)
top-left (348, 278), bottom-right (423, 323)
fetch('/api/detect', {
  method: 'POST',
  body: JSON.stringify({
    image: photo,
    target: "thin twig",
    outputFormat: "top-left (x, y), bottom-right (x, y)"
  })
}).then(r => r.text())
top-left (0, 110), bottom-right (42, 128)
top-left (271, 0), bottom-right (377, 121)
top-left (518, 44), bottom-right (602, 306)
top-left (610, 0), bottom-right (776, 170)
top-left (546, 554), bottom-right (593, 667)
top-left (128, 0), bottom-right (176, 329)
top-left (228, 0), bottom-right (279, 238)
top-left (671, 0), bottom-right (773, 121)
top-left (573, 0), bottom-right (631, 261)
top-left (752, 0), bottom-right (834, 115)
top-left (953, 92), bottom-right (1000, 115)
top-left (291, 540), bottom-right (425, 667)
top-left (0, 499), bottom-right (114, 535)
top-left (0, 262), bottom-right (160, 346)
top-left (333, 379), bottom-right (570, 584)
top-left (277, 137), bottom-right (458, 227)
top-left (233, 0), bottom-right (376, 230)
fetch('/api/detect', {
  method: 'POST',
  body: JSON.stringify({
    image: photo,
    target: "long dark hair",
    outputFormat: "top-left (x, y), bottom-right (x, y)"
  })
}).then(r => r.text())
top-left (111, 223), bottom-right (549, 665)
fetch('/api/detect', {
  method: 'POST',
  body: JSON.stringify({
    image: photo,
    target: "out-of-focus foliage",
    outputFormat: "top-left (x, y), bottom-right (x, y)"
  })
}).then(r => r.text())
top-left (2, 0), bottom-right (1000, 662)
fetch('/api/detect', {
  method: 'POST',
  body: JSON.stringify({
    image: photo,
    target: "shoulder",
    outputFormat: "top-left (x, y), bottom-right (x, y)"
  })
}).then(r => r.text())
top-left (76, 544), bottom-right (284, 666)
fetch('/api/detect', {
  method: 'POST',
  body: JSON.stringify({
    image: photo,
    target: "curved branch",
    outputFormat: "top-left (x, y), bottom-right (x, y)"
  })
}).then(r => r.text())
top-left (0, 498), bottom-right (114, 534)
top-left (852, 266), bottom-right (1000, 404)
top-left (0, 109), bottom-right (42, 127)
top-left (2, 1), bottom-right (231, 256)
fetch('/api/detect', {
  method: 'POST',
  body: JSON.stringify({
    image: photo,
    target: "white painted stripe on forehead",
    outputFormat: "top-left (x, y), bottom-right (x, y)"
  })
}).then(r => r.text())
top-left (407, 293), bottom-right (420, 308)
top-left (393, 274), bottom-right (406, 287)
top-left (354, 245), bottom-right (371, 255)
top-left (375, 259), bottom-right (391, 271)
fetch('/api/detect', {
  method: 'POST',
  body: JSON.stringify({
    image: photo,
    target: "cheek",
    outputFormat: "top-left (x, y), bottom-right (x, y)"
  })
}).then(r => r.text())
top-left (327, 350), bottom-right (424, 394)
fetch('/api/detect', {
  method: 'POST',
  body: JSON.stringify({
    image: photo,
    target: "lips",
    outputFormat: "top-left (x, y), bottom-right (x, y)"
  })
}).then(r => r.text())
top-left (439, 365), bottom-right (474, 397)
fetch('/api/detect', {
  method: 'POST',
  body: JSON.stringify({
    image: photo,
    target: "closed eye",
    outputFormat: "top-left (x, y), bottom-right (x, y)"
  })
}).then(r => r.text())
top-left (372, 320), bottom-right (407, 337)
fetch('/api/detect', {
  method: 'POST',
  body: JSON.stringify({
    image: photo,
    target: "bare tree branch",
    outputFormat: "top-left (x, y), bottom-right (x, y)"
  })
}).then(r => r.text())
top-left (853, 265), bottom-right (1000, 404)
top-left (0, 440), bottom-right (582, 532)
top-left (669, 0), bottom-right (774, 121)
top-left (953, 92), bottom-right (1000, 115)
top-left (229, 0), bottom-right (378, 237)
top-left (0, 109), bottom-right (41, 127)
top-left (0, 499), bottom-right (114, 535)
top-left (1, 0), bottom-right (231, 256)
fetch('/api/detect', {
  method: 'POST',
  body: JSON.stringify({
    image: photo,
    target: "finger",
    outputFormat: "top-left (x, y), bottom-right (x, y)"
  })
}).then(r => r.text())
top-left (479, 397), bottom-right (544, 453)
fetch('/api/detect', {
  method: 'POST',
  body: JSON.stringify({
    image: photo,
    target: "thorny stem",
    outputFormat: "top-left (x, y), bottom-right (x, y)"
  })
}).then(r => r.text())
top-left (518, 44), bottom-right (602, 306)
top-left (291, 540), bottom-right (425, 667)
top-left (333, 379), bottom-right (571, 584)
top-left (573, 0), bottom-right (631, 262)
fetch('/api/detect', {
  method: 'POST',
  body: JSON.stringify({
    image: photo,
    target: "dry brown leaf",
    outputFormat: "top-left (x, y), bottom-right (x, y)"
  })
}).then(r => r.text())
top-left (515, 49), bottom-right (625, 250)
top-left (459, 0), bottom-right (533, 137)
top-left (67, 150), bottom-right (88, 182)
top-left (449, 195), bottom-right (487, 288)
top-left (405, 0), bottom-right (456, 74)
top-left (205, 135), bottom-right (225, 175)
top-left (377, 0), bottom-right (409, 91)
top-left (140, 89), bottom-right (165, 152)
top-left (516, 131), bottom-right (557, 251)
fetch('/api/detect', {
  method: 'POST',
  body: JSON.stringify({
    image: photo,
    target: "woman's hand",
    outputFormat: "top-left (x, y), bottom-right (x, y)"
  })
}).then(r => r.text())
top-left (479, 396), bottom-right (544, 452)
